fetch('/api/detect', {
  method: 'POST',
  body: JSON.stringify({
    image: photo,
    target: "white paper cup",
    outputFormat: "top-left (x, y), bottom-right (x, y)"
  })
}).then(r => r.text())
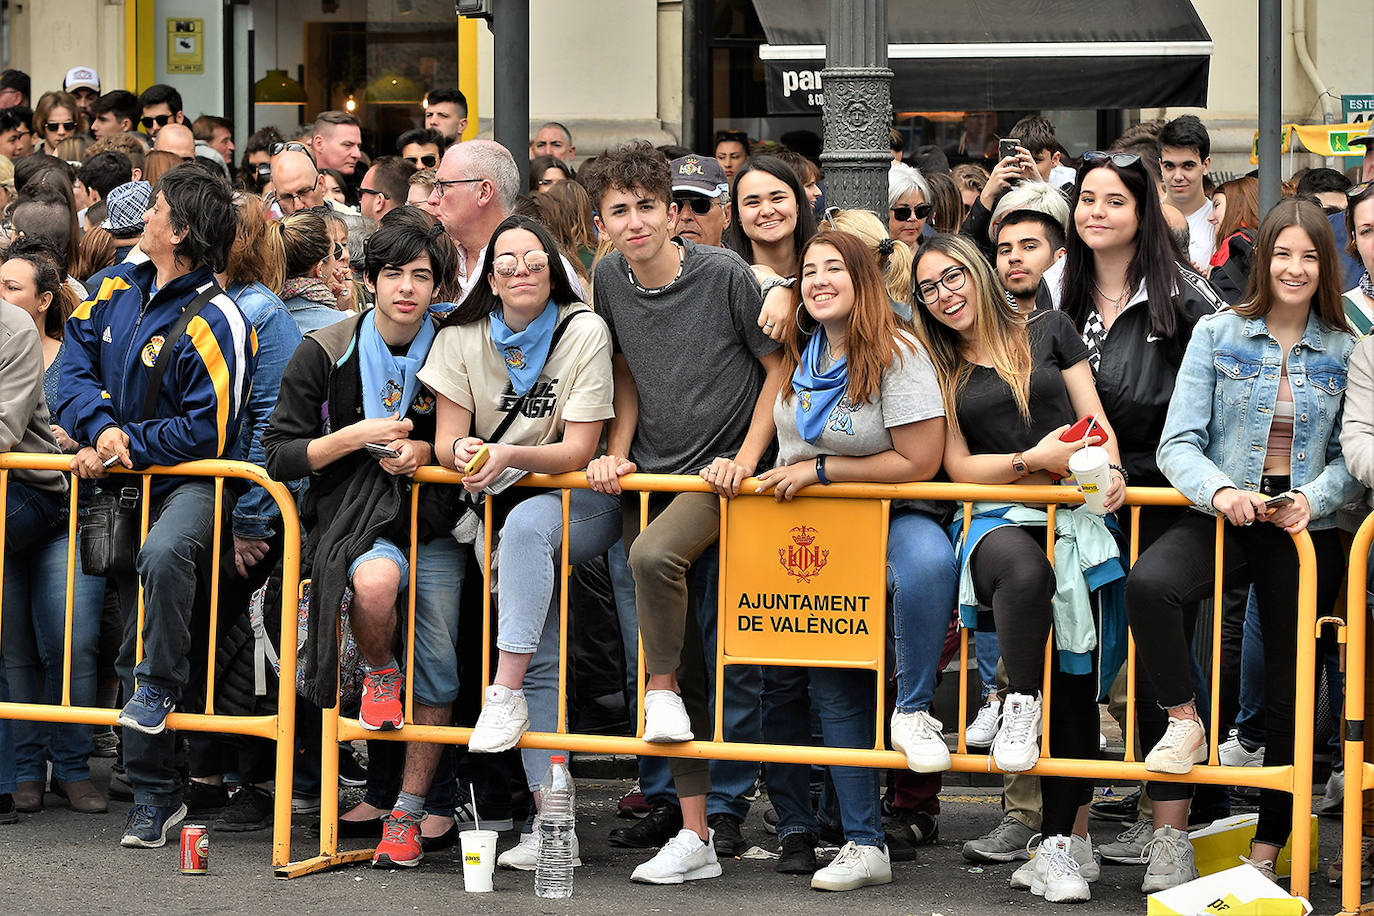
top-left (1068, 445), bottom-right (1112, 515)
top-left (460, 829), bottom-right (499, 892)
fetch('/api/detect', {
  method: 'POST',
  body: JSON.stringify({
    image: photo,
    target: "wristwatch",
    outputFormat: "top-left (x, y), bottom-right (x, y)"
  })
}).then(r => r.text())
top-left (1011, 452), bottom-right (1029, 477)
top-left (815, 454), bottom-right (831, 485)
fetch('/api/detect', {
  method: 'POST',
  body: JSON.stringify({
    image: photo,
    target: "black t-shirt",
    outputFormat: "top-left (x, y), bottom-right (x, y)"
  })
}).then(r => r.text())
top-left (956, 309), bottom-right (1087, 456)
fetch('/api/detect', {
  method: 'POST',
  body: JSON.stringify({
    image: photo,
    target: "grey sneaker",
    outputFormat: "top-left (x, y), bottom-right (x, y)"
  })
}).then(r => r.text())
top-left (963, 815), bottom-right (1037, 863)
top-left (1141, 825), bottom-right (1198, 893)
top-left (1100, 819), bottom-right (1153, 865)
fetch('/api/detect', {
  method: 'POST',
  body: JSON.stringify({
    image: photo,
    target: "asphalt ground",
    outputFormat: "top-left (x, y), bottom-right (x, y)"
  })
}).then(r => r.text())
top-left (0, 753), bottom-right (1352, 915)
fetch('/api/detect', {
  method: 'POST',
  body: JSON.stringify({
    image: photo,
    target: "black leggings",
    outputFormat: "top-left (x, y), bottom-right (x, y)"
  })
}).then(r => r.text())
top-left (1126, 513), bottom-right (1345, 846)
top-left (971, 525), bottom-right (1099, 836)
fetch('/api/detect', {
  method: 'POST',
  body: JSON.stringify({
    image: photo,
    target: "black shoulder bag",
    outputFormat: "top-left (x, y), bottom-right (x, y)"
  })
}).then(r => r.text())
top-left (79, 286), bottom-right (221, 576)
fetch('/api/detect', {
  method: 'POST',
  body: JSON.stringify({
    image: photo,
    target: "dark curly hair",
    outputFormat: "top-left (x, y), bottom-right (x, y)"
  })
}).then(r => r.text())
top-left (578, 140), bottom-right (671, 212)
top-left (154, 164), bottom-right (237, 274)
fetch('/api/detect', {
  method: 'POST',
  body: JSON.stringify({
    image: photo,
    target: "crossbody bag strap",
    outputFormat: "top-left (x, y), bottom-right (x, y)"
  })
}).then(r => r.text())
top-left (485, 309), bottom-right (586, 443)
top-left (140, 284), bottom-right (222, 422)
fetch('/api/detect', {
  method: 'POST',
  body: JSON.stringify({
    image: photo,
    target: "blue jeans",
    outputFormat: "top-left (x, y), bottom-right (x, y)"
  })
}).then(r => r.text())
top-left (2, 529), bottom-right (105, 782)
top-left (404, 538), bottom-right (466, 708)
top-left (0, 666), bottom-right (13, 794)
top-left (888, 509), bottom-right (959, 713)
top-left (1235, 587), bottom-right (1265, 748)
top-left (493, 489), bottom-right (623, 791)
top-left (609, 540), bottom-right (762, 820)
top-left (115, 480), bottom-right (218, 807)
top-left (765, 667), bottom-right (882, 846)
top-left (974, 630), bottom-right (1001, 699)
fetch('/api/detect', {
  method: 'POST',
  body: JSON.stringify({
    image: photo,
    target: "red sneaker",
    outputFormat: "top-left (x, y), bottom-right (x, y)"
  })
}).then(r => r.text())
top-left (372, 809), bottom-right (423, 868)
top-left (359, 665), bottom-right (404, 731)
top-left (618, 783), bottom-right (651, 819)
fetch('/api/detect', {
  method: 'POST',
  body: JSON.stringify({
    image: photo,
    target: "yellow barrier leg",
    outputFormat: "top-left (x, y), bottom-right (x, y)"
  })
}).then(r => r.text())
top-left (1289, 532), bottom-right (1319, 901)
top-left (1340, 521), bottom-right (1373, 914)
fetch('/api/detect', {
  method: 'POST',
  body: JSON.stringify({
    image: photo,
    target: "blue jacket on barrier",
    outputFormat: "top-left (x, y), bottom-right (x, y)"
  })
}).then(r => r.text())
top-left (1157, 308), bottom-right (1362, 529)
top-left (58, 260), bottom-right (258, 470)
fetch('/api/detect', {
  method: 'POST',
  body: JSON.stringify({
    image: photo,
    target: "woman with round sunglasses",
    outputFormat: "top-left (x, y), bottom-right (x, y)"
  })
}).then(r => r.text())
top-left (1342, 181), bottom-right (1374, 335)
top-left (726, 155), bottom-right (817, 343)
top-left (32, 91), bottom-right (82, 159)
top-left (422, 214), bottom-right (616, 870)
top-left (754, 229), bottom-right (956, 889)
top-left (912, 233), bottom-right (1127, 904)
top-left (1130, 199), bottom-right (1358, 885)
top-left (888, 162), bottom-right (932, 252)
top-left (1038, 149), bottom-right (1222, 890)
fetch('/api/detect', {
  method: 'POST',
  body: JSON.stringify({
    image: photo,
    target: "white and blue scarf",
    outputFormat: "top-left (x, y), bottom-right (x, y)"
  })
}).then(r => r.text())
top-left (793, 332), bottom-right (849, 443)
top-left (489, 300), bottom-right (559, 396)
top-left (357, 310), bottom-right (437, 419)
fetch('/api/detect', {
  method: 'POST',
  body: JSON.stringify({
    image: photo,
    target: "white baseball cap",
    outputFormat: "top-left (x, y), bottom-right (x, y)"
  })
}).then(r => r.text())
top-left (64, 67), bottom-right (100, 94)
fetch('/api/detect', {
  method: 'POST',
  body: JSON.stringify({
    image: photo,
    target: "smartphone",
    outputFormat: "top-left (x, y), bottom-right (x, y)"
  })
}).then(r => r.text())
top-left (1264, 493), bottom-right (1294, 513)
top-left (999, 138), bottom-right (1020, 162)
top-left (464, 444), bottom-right (490, 476)
top-left (364, 442), bottom-right (401, 459)
top-left (1060, 415), bottom-right (1111, 447)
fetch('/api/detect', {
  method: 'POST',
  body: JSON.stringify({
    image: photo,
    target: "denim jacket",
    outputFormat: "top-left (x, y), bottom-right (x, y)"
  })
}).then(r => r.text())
top-left (1157, 309), bottom-right (1362, 529)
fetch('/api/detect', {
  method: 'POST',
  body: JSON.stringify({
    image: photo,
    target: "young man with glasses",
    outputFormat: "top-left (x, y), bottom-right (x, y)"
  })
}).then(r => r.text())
top-left (397, 127), bottom-right (444, 170)
top-left (359, 156), bottom-right (416, 223)
top-left (137, 84), bottom-right (184, 140)
top-left (668, 154), bottom-right (730, 248)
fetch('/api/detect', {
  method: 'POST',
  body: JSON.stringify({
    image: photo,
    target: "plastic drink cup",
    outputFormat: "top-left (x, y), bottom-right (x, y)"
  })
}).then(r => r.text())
top-left (1068, 445), bottom-right (1111, 514)
top-left (460, 829), bottom-right (499, 892)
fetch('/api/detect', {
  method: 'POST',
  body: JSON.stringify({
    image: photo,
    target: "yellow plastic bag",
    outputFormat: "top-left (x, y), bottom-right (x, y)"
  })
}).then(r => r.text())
top-left (1147, 864), bottom-right (1311, 915)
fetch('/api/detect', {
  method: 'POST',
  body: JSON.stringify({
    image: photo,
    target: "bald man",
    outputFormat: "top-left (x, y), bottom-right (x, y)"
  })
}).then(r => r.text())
top-left (154, 122), bottom-right (196, 160)
top-left (270, 149), bottom-right (324, 216)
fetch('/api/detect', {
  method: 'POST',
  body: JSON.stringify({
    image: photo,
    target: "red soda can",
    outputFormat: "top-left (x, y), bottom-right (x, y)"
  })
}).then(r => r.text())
top-left (180, 825), bottom-right (209, 874)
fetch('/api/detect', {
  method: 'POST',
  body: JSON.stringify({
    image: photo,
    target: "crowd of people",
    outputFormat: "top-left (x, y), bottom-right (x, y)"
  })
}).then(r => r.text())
top-left (0, 61), bottom-right (1373, 904)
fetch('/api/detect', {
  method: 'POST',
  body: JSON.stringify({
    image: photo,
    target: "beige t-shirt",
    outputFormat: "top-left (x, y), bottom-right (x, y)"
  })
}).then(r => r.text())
top-left (418, 302), bottom-right (615, 445)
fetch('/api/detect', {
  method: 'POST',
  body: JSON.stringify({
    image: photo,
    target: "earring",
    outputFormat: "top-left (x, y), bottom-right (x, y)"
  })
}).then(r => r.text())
top-left (794, 301), bottom-right (816, 335)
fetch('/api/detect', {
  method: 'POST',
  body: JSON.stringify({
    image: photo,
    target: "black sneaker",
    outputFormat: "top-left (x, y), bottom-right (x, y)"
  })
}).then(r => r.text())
top-left (608, 802), bottom-right (682, 848)
top-left (0, 794), bottom-right (16, 825)
top-left (110, 764), bottom-right (134, 802)
top-left (776, 831), bottom-right (818, 875)
top-left (215, 786), bottom-right (273, 833)
top-left (709, 813), bottom-right (746, 858)
top-left (888, 809), bottom-right (939, 846)
top-left (1089, 787), bottom-right (1141, 822)
top-left (338, 746), bottom-right (368, 788)
top-left (183, 779), bottom-right (229, 814)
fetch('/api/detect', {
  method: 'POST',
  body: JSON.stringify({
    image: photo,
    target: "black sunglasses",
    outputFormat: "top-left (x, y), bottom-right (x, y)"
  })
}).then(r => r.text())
top-left (45, 120), bottom-right (77, 133)
top-left (1082, 150), bottom-right (1143, 168)
top-left (890, 203), bottom-right (933, 222)
top-left (405, 154), bottom-right (438, 168)
top-left (270, 141), bottom-right (314, 161)
top-left (140, 113), bottom-right (173, 129)
top-left (673, 195), bottom-right (715, 216)
top-left (359, 186), bottom-right (390, 200)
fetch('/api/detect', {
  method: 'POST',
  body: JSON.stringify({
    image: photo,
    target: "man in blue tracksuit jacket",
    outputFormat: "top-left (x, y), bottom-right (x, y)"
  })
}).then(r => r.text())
top-left (58, 165), bottom-right (257, 849)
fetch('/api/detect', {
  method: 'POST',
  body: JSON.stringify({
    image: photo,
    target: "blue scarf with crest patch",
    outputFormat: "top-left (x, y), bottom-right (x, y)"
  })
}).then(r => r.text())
top-left (792, 332), bottom-right (848, 443)
top-left (357, 310), bottom-right (437, 419)
top-left (489, 300), bottom-right (558, 396)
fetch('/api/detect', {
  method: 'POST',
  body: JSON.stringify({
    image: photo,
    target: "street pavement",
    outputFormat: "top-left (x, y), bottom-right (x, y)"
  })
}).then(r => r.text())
top-left (0, 755), bottom-right (1352, 915)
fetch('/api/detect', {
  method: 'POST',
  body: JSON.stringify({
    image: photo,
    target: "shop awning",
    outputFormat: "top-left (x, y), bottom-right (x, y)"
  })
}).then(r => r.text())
top-left (755, 0), bottom-right (1213, 115)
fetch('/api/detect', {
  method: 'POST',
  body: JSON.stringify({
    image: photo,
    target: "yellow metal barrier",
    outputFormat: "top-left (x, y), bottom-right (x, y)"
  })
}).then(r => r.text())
top-left (280, 470), bottom-right (1321, 901)
top-left (1341, 510), bottom-right (1374, 915)
top-left (0, 453), bottom-right (301, 869)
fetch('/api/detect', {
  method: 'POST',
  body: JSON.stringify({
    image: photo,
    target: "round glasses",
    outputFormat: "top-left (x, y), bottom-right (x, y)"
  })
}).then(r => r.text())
top-left (915, 266), bottom-right (968, 305)
top-left (492, 250), bottom-right (550, 277)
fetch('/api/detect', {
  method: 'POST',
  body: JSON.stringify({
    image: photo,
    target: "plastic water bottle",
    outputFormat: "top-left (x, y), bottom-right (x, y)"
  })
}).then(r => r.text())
top-left (535, 755), bottom-right (576, 899)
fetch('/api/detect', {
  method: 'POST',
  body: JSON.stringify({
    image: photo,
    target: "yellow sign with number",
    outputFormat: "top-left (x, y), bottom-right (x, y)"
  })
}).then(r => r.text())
top-left (722, 496), bottom-right (886, 666)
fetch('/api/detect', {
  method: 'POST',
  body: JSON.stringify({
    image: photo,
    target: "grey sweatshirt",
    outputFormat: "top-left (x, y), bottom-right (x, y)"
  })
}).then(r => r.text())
top-left (0, 301), bottom-right (66, 492)
top-left (1342, 334), bottom-right (1374, 512)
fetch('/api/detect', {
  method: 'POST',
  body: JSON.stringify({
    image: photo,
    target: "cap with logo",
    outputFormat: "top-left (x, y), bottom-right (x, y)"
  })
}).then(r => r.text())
top-left (670, 154), bottom-right (730, 198)
top-left (1352, 128), bottom-right (1374, 150)
top-left (63, 67), bottom-right (100, 94)
top-left (101, 180), bottom-right (152, 237)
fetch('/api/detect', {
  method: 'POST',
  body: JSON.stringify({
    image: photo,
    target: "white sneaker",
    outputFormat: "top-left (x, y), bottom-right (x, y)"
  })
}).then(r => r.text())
top-left (991, 692), bottom-right (1041, 773)
top-left (1318, 767), bottom-right (1344, 814)
top-left (1141, 825), bottom-right (1197, 893)
top-left (1033, 835), bottom-right (1091, 903)
top-left (1218, 732), bottom-right (1264, 767)
top-left (810, 841), bottom-right (893, 891)
top-left (966, 697), bottom-right (1001, 748)
top-left (1011, 833), bottom-right (1097, 889)
top-left (642, 690), bottom-right (693, 743)
top-left (891, 710), bottom-right (951, 772)
top-left (1145, 716), bottom-right (1207, 774)
top-left (468, 685), bottom-right (530, 753)
top-left (496, 819), bottom-right (583, 871)
top-left (630, 828), bottom-right (721, 884)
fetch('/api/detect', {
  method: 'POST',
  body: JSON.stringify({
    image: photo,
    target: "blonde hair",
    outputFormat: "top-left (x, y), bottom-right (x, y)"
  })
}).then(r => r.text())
top-left (910, 233), bottom-right (1031, 435)
top-left (825, 209), bottom-right (914, 316)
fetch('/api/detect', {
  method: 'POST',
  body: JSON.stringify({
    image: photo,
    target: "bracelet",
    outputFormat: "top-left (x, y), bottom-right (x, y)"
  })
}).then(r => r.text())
top-left (451, 437), bottom-right (463, 465)
top-left (815, 454), bottom-right (831, 485)
top-left (1109, 463), bottom-right (1129, 484)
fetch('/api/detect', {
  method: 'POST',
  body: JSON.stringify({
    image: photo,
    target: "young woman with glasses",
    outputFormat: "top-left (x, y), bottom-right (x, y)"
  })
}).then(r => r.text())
top-left (912, 232), bottom-right (1126, 904)
top-left (529, 155), bottom-right (573, 194)
top-left (32, 91), bottom-right (83, 159)
top-left (422, 214), bottom-right (616, 870)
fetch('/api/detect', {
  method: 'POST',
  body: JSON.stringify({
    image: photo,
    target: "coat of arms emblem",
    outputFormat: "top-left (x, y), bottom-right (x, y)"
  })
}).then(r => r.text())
top-left (779, 525), bottom-right (828, 583)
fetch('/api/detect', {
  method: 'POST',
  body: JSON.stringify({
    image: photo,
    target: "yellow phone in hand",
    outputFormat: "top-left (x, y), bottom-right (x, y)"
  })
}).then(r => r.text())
top-left (463, 444), bottom-right (490, 476)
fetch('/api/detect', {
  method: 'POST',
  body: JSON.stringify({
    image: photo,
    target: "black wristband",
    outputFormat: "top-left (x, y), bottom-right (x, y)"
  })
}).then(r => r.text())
top-left (815, 454), bottom-right (831, 485)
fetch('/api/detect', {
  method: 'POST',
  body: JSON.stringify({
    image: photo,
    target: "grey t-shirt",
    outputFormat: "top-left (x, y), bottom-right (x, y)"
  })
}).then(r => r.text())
top-left (594, 238), bottom-right (778, 475)
top-left (774, 330), bottom-right (945, 466)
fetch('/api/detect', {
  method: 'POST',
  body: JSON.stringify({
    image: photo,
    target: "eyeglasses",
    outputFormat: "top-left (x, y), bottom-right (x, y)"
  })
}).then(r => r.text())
top-left (269, 141), bottom-right (314, 161)
top-left (276, 183), bottom-right (320, 208)
top-left (715, 130), bottom-right (749, 146)
top-left (1082, 150), bottom-right (1142, 168)
top-left (890, 203), bottom-right (933, 222)
top-left (405, 154), bottom-right (438, 168)
top-left (140, 113), bottom-right (173, 130)
top-left (45, 121), bottom-right (77, 133)
top-left (822, 205), bottom-right (841, 229)
top-left (1348, 181), bottom-right (1373, 201)
top-left (915, 266), bottom-right (968, 305)
top-left (434, 177), bottom-right (484, 198)
top-left (359, 186), bottom-right (390, 200)
top-left (492, 250), bottom-right (550, 277)
top-left (672, 195), bottom-right (715, 216)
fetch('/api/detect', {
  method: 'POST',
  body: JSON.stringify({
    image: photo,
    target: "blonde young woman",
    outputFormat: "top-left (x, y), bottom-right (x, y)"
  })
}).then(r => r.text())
top-left (824, 208), bottom-right (915, 326)
top-left (912, 233), bottom-right (1126, 904)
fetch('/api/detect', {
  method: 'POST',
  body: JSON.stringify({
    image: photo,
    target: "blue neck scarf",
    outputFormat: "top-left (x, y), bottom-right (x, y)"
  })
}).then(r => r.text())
top-left (792, 332), bottom-right (849, 443)
top-left (357, 310), bottom-right (437, 419)
top-left (489, 300), bottom-right (558, 396)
